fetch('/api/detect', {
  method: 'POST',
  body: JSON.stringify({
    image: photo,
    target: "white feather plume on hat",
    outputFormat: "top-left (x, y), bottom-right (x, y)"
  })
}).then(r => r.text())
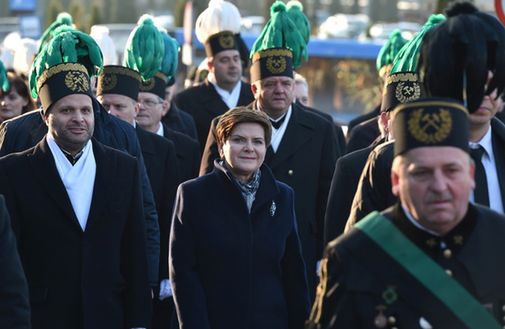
top-left (13, 38), bottom-right (37, 76)
top-left (90, 25), bottom-right (118, 65)
top-left (195, 0), bottom-right (242, 44)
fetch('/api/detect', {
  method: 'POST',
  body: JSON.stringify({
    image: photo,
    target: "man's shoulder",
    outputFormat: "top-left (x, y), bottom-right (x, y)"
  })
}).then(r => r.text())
top-left (93, 139), bottom-right (137, 165)
top-left (164, 125), bottom-right (199, 147)
top-left (293, 103), bottom-right (334, 130)
top-left (174, 83), bottom-right (212, 101)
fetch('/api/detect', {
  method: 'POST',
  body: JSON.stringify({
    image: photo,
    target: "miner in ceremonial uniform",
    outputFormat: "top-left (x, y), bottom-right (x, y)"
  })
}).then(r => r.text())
top-left (307, 98), bottom-right (505, 329)
top-left (0, 28), bottom-right (151, 329)
top-left (174, 0), bottom-right (254, 150)
top-left (346, 2), bottom-right (505, 229)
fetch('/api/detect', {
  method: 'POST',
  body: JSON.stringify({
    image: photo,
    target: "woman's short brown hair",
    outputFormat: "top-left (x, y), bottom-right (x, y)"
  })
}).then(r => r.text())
top-left (216, 107), bottom-right (272, 147)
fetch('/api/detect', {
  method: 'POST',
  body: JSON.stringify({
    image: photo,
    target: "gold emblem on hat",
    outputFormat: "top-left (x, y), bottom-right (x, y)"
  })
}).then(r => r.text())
top-left (218, 33), bottom-right (235, 49)
top-left (140, 78), bottom-right (155, 91)
top-left (408, 108), bottom-right (452, 144)
top-left (266, 56), bottom-right (287, 74)
top-left (64, 71), bottom-right (89, 93)
top-left (101, 73), bottom-right (117, 91)
top-left (395, 81), bottom-right (421, 104)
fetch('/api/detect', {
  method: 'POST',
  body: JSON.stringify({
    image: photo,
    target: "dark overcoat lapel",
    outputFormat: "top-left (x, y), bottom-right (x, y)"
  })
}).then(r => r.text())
top-left (491, 118), bottom-right (505, 208)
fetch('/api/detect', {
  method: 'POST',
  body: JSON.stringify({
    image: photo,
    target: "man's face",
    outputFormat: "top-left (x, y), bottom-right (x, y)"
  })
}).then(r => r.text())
top-left (294, 82), bottom-right (309, 106)
top-left (208, 50), bottom-right (242, 88)
top-left (137, 92), bottom-right (164, 130)
top-left (44, 94), bottom-right (94, 154)
top-left (98, 94), bottom-right (138, 125)
top-left (469, 71), bottom-right (502, 128)
top-left (252, 76), bottom-right (295, 118)
top-left (392, 146), bottom-right (475, 235)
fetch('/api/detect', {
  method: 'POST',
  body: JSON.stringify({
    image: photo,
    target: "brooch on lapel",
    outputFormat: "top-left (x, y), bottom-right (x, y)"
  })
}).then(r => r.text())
top-left (269, 201), bottom-right (276, 217)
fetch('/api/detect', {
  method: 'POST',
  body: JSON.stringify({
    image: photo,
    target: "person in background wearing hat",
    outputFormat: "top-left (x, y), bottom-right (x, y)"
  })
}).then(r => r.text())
top-left (345, 2), bottom-right (505, 230)
top-left (345, 29), bottom-right (407, 154)
top-left (96, 63), bottom-right (180, 329)
top-left (174, 0), bottom-right (254, 151)
top-left (0, 64), bottom-right (30, 329)
top-left (0, 20), bottom-right (162, 292)
top-left (134, 28), bottom-right (201, 183)
top-left (307, 98), bottom-right (505, 328)
top-left (200, 1), bottom-right (338, 301)
top-left (161, 79), bottom-right (198, 141)
top-left (0, 58), bottom-right (151, 329)
top-left (323, 17), bottom-right (439, 243)
top-left (170, 107), bottom-right (309, 329)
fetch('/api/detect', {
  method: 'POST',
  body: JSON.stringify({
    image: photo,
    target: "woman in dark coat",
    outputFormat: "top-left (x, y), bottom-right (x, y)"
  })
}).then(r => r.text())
top-left (169, 107), bottom-right (310, 329)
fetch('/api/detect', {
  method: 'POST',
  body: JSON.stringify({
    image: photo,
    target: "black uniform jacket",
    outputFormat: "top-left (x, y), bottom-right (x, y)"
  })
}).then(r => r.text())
top-left (174, 80), bottom-right (254, 151)
top-left (345, 116), bottom-right (380, 154)
top-left (0, 102), bottom-right (161, 286)
top-left (199, 101), bottom-right (338, 297)
top-left (324, 143), bottom-right (377, 245)
top-left (162, 123), bottom-right (201, 183)
top-left (0, 195), bottom-right (30, 329)
top-left (0, 138), bottom-right (151, 329)
top-left (136, 126), bottom-right (180, 280)
top-left (347, 117), bottom-right (505, 229)
top-left (307, 203), bottom-right (505, 329)
top-left (170, 163), bottom-right (310, 329)
top-left (161, 100), bottom-right (199, 140)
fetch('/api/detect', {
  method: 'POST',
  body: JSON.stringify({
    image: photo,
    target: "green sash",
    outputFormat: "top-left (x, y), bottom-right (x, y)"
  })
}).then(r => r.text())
top-left (355, 211), bottom-right (500, 329)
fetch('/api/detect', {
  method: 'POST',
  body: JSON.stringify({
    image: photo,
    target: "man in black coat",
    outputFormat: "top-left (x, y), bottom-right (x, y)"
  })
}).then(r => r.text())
top-left (136, 82), bottom-right (201, 184)
top-left (174, 28), bottom-right (254, 150)
top-left (200, 48), bottom-right (338, 299)
top-left (0, 96), bottom-right (161, 289)
top-left (96, 64), bottom-right (181, 329)
top-left (0, 195), bottom-right (30, 329)
top-left (308, 98), bottom-right (505, 329)
top-left (0, 63), bottom-right (151, 329)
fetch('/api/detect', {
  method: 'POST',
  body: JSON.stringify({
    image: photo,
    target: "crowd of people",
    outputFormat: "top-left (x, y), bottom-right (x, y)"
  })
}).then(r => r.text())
top-left (1, 0), bottom-right (505, 328)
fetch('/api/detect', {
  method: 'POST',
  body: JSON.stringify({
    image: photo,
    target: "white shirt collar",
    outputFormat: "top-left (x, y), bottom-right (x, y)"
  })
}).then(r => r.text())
top-left (209, 76), bottom-right (242, 109)
top-left (156, 123), bottom-right (164, 137)
top-left (469, 125), bottom-right (492, 157)
top-left (401, 204), bottom-right (441, 236)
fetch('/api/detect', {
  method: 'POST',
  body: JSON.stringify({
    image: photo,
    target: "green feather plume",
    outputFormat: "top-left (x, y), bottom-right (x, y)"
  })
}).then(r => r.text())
top-left (286, 1), bottom-right (310, 45)
top-left (159, 29), bottom-right (179, 82)
top-left (391, 14), bottom-right (446, 73)
top-left (37, 12), bottom-right (74, 53)
top-left (123, 15), bottom-right (165, 81)
top-left (376, 29), bottom-right (407, 72)
top-left (29, 27), bottom-right (104, 98)
top-left (250, 1), bottom-right (307, 68)
top-left (0, 60), bottom-right (9, 92)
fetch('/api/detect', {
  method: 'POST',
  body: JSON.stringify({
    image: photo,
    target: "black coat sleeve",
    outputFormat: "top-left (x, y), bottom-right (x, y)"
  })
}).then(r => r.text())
top-left (0, 195), bottom-right (31, 329)
top-left (199, 116), bottom-right (221, 176)
top-left (282, 189), bottom-right (311, 329)
top-left (169, 184), bottom-right (212, 329)
top-left (345, 143), bottom-right (396, 231)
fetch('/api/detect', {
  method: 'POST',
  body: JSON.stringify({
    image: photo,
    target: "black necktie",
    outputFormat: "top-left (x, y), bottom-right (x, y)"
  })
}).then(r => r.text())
top-left (270, 115), bottom-right (286, 129)
top-left (470, 145), bottom-right (489, 206)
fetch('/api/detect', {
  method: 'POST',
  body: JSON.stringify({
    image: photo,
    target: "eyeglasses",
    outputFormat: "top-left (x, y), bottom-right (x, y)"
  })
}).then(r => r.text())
top-left (138, 99), bottom-right (162, 109)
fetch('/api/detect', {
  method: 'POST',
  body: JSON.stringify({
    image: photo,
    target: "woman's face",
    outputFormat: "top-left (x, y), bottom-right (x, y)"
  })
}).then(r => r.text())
top-left (219, 122), bottom-right (267, 182)
top-left (0, 89), bottom-right (28, 122)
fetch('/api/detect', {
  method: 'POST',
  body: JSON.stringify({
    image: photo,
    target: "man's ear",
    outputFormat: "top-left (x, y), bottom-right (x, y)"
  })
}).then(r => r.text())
top-left (391, 170), bottom-right (400, 197)
top-left (161, 99), bottom-right (170, 116)
top-left (41, 111), bottom-right (49, 126)
top-left (251, 82), bottom-right (258, 96)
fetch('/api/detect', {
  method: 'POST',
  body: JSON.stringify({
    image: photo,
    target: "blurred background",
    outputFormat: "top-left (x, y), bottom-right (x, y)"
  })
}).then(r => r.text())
top-left (0, 0), bottom-right (496, 124)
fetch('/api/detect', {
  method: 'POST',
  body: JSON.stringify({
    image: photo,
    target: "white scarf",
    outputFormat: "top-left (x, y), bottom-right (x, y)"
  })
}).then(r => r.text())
top-left (209, 75), bottom-right (242, 109)
top-left (47, 135), bottom-right (96, 231)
